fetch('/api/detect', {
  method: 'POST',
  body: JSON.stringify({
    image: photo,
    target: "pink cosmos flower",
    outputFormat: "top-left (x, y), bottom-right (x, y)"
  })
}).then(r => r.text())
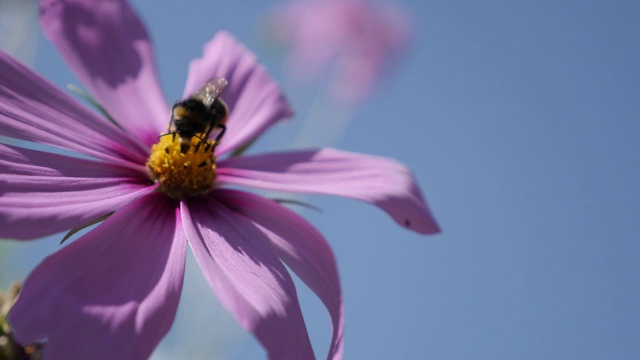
top-left (0, 0), bottom-right (438, 359)
top-left (269, 0), bottom-right (414, 104)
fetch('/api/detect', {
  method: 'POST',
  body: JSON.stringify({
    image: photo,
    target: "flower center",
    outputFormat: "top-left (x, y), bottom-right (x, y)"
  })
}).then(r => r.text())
top-left (146, 135), bottom-right (217, 199)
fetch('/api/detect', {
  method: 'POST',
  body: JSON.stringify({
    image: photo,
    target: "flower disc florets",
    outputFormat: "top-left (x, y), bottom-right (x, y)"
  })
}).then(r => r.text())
top-left (146, 135), bottom-right (217, 199)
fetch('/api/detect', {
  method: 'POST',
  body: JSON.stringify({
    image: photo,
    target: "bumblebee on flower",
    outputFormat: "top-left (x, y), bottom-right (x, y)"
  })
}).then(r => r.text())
top-left (0, 0), bottom-right (439, 359)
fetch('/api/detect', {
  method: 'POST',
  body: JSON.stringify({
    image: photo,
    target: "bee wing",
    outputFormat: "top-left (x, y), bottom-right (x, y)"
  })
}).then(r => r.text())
top-left (193, 77), bottom-right (228, 107)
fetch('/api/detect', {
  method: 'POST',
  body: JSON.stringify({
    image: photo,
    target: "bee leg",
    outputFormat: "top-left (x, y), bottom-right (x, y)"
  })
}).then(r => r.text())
top-left (167, 113), bottom-right (176, 140)
top-left (159, 131), bottom-right (176, 139)
top-left (180, 136), bottom-right (193, 154)
top-left (210, 124), bottom-right (227, 153)
top-left (194, 134), bottom-right (208, 153)
top-left (214, 124), bottom-right (227, 144)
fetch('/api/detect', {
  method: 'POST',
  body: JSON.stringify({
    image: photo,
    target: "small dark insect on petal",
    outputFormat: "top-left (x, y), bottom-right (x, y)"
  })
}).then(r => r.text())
top-left (404, 219), bottom-right (411, 227)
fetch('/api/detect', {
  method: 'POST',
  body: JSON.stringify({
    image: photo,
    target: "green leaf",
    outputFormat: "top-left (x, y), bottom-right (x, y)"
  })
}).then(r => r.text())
top-left (66, 84), bottom-right (123, 130)
top-left (60, 212), bottom-right (114, 244)
top-left (272, 198), bottom-right (323, 213)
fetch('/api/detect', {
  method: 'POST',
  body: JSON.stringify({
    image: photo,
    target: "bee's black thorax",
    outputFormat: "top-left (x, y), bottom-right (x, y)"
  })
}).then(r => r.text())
top-left (172, 99), bottom-right (210, 137)
top-left (163, 78), bottom-right (230, 154)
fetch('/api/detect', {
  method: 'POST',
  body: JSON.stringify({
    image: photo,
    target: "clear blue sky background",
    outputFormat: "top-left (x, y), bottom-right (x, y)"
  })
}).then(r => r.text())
top-left (2, 0), bottom-right (639, 359)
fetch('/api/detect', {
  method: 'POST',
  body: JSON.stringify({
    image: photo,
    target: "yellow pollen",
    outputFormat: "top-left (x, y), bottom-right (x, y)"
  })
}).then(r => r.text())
top-left (146, 135), bottom-right (217, 199)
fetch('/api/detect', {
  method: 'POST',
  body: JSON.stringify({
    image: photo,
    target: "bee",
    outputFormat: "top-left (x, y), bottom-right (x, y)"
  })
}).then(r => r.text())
top-left (164, 77), bottom-right (229, 153)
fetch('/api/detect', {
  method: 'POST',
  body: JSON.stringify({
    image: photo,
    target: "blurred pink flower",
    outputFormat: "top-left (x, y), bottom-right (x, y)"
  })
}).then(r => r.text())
top-left (0, 0), bottom-right (438, 359)
top-left (269, 0), bottom-right (414, 104)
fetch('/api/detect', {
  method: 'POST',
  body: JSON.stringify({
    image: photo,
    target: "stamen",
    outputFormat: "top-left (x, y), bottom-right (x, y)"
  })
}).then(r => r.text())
top-left (146, 134), bottom-right (217, 199)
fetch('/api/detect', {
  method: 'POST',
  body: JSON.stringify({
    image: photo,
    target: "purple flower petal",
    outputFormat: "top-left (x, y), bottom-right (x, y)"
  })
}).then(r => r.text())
top-left (181, 196), bottom-right (315, 359)
top-left (218, 189), bottom-right (344, 360)
top-left (183, 31), bottom-right (293, 155)
top-left (39, 0), bottom-right (169, 146)
top-left (271, 0), bottom-right (414, 104)
top-left (0, 143), bottom-right (153, 240)
top-left (0, 51), bottom-right (148, 165)
top-left (218, 148), bottom-right (441, 234)
top-left (9, 193), bottom-right (186, 360)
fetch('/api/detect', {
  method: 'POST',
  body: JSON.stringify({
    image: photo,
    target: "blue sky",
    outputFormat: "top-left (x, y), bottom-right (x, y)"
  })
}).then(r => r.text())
top-left (2, 0), bottom-right (639, 359)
